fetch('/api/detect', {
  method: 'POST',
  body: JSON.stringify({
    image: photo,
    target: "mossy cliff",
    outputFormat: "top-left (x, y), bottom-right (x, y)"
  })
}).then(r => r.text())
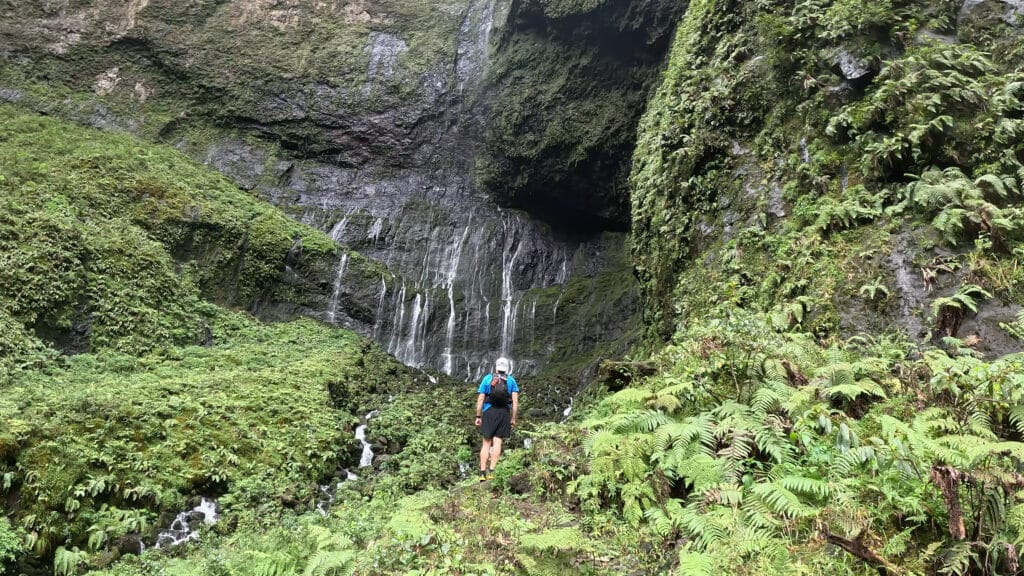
top-left (0, 0), bottom-right (466, 159)
top-left (0, 108), bottom-right (475, 573)
top-left (631, 0), bottom-right (1024, 348)
top-left (0, 107), bottom-right (342, 376)
top-left (478, 0), bottom-right (686, 231)
top-left (0, 0), bottom-right (653, 381)
top-left (5, 1), bottom-right (1024, 575)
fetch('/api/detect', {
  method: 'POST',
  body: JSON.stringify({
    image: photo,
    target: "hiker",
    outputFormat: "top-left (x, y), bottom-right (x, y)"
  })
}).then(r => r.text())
top-left (475, 356), bottom-right (519, 481)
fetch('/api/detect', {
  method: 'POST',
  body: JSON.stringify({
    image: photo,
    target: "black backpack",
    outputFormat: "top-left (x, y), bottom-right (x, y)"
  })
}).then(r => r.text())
top-left (488, 373), bottom-right (511, 407)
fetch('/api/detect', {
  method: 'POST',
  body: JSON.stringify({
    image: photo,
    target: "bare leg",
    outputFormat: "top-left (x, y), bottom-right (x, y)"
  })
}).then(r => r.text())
top-left (479, 438), bottom-right (492, 471)
top-left (489, 437), bottom-right (504, 470)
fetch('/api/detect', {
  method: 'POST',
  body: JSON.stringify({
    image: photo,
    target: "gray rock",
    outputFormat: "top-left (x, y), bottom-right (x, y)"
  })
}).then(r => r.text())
top-left (0, 87), bottom-right (23, 103)
top-left (204, 141), bottom-right (267, 190)
top-left (958, 303), bottom-right (1024, 358)
top-left (366, 32), bottom-right (408, 82)
top-left (835, 49), bottom-right (872, 81)
top-left (959, 0), bottom-right (1024, 27)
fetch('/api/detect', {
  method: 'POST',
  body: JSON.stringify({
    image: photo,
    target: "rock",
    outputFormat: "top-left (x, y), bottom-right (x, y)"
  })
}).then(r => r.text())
top-left (204, 141), bottom-right (268, 191)
top-left (365, 32), bottom-right (408, 83)
top-left (598, 360), bottom-right (658, 391)
top-left (834, 49), bottom-right (873, 82)
top-left (507, 471), bottom-right (532, 494)
top-left (959, 0), bottom-right (1024, 27)
top-left (958, 303), bottom-right (1024, 359)
top-left (114, 533), bottom-right (143, 556)
top-left (0, 88), bottom-right (23, 103)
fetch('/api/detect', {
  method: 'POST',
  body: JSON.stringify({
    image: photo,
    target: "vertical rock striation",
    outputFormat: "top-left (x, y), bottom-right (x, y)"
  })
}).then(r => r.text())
top-left (0, 0), bottom-right (670, 383)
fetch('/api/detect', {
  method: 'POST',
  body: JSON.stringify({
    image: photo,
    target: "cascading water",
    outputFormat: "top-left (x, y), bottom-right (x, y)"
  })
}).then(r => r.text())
top-left (500, 214), bottom-right (523, 355)
top-left (355, 410), bottom-right (379, 468)
top-left (326, 253), bottom-right (349, 324)
top-left (316, 470), bottom-right (358, 516)
top-left (155, 498), bottom-right (219, 549)
top-left (250, 0), bottom-right (635, 382)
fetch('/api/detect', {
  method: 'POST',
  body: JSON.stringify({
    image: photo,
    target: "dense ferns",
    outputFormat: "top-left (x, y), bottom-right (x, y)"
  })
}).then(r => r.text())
top-left (574, 312), bottom-right (1024, 575)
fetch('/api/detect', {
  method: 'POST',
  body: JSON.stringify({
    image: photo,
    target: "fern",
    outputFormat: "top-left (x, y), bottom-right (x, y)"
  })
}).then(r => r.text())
top-left (676, 549), bottom-right (716, 575)
top-left (520, 526), bottom-right (584, 550)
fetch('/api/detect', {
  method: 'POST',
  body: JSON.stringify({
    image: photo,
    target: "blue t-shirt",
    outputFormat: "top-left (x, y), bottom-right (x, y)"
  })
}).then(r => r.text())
top-left (478, 373), bottom-right (519, 412)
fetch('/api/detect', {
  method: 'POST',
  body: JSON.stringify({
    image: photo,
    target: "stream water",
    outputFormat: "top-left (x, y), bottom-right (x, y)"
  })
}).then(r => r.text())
top-left (154, 498), bottom-right (219, 549)
top-left (315, 410), bottom-right (379, 516)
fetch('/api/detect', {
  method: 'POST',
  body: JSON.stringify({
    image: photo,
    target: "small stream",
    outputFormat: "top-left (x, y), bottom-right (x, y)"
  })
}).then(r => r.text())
top-left (154, 498), bottom-right (220, 549)
top-left (316, 410), bottom-right (379, 516)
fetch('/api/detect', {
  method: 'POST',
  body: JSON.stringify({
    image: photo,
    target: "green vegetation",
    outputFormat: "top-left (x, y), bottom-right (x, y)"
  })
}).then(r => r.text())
top-left (576, 309), bottom-right (1024, 574)
top-left (4, 0), bottom-right (1024, 574)
top-left (622, 0), bottom-right (1024, 572)
top-left (0, 106), bottom-right (336, 379)
top-left (0, 108), bottom-right (476, 574)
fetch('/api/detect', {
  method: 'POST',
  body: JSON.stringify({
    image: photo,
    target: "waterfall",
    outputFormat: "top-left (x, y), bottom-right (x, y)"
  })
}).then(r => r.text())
top-left (386, 282), bottom-right (407, 354)
top-left (500, 215), bottom-right (523, 355)
top-left (326, 253), bottom-right (349, 324)
top-left (297, 0), bottom-right (634, 380)
top-left (443, 226), bottom-right (472, 374)
top-left (397, 293), bottom-right (424, 366)
top-left (372, 276), bottom-right (388, 339)
top-left (155, 498), bottom-right (219, 549)
top-left (355, 410), bottom-right (379, 468)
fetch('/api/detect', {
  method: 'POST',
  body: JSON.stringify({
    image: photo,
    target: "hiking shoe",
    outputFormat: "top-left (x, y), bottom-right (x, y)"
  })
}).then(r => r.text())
top-left (479, 471), bottom-right (487, 482)
top-left (485, 470), bottom-right (496, 480)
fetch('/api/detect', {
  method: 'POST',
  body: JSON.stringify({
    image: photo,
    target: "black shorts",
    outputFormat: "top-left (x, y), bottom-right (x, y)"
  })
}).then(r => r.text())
top-left (481, 406), bottom-right (511, 439)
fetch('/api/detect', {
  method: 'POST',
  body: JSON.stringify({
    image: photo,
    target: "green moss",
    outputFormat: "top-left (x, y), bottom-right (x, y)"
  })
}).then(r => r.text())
top-left (477, 0), bottom-right (684, 227)
top-left (0, 106), bottom-right (342, 373)
top-left (630, 0), bottom-right (1024, 342)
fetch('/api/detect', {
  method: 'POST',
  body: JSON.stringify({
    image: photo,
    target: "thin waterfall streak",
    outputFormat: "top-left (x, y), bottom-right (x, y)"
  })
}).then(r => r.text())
top-left (327, 253), bottom-right (350, 324)
top-left (400, 293), bottom-right (423, 365)
top-left (500, 215), bottom-right (523, 354)
top-left (387, 282), bottom-right (407, 355)
top-left (372, 277), bottom-right (388, 339)
top-left (443, 226), bottom-right (471, 374)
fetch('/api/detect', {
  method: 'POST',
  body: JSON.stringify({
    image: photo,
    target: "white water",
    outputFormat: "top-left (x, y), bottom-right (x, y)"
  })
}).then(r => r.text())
top-left (367, 218), bottom-right (385, 245)
top-left (155, 498), bottom-right (219, 549)
top-left (500, 215), bottom-right (523, 355)
top-left (316, 470), bottom-right (360, 516)
top-left (386, 282), bottom-right (407, 354)
top-left (371, 277), bottom-right (388, 339)
top-left (355, 410), bottom-right (379, 468)
top-left (326, 253), bottom-right (350, 324)
top-left (561, 399), bottom-right (573, 423)
top-left (396, 293), bottom-right (425, 366)
top-left (443, 226), bottom-right (472, 374)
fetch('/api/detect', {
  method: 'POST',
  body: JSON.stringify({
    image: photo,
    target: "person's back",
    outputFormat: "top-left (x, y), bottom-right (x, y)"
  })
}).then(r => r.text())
top-left (474, 357), bottom-right (519, 481)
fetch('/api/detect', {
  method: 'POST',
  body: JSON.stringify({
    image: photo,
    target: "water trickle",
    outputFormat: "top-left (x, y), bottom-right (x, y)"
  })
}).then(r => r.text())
top-left (316, 470), bottom-right (360, 516)
top-left (155, 498), bottom-right (219, 549)
top-left (326, 253), bottom-right (350, 324)
top-left (397, 293), bottom-right (424, 366)
top-left (560, 399), bottom-right (573, 423)
top-left (367, 217), bottom-right (385, 245)
top-left (386, 282), bottom-right (407, 354)
top-left (443, 226), bottom-right (472, 374)
top-left (500, 215), bottom-right (524, 354)
top-left (372, 276), bottom-right (388, 339)
top-left (355, 410), bottom-right (380, 468)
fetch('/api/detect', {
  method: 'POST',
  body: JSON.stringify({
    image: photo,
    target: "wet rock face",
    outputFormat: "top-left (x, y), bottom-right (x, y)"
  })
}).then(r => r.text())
top-left (476, 0), bottom-right (687, 233)
top-left (0, 0), bottom-right (645, 380)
